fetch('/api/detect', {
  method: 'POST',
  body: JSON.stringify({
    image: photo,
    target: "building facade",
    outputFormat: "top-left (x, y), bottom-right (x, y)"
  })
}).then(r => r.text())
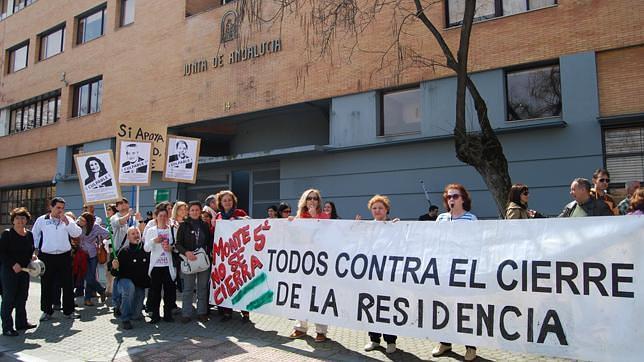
top-left (0, 0), bottom-right (643, 225)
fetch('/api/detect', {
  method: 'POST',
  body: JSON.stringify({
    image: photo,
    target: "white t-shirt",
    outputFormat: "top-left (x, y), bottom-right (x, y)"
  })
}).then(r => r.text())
top-left (153, 228), bottom-right (171, 268)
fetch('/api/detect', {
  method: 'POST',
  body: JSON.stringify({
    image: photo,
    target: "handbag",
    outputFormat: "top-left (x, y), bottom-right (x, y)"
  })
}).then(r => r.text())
top-left (96, 236), bottom-right (108, 264)
top-left (180, 247), bottom-right (210, 274)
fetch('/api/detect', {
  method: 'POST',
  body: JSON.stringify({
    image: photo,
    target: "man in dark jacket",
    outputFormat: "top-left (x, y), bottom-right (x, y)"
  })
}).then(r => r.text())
top-left (559, 178), bottom-right (613, 217)
top-left (111, 227), bottom-right (150, 330)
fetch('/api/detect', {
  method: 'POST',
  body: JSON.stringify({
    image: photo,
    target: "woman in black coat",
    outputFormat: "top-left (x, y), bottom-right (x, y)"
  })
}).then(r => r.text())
top-left (0, 207), bottom-right (37, 336)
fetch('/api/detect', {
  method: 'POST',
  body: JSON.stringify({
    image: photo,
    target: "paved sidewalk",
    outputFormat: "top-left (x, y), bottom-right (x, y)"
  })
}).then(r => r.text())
top-left (0, 280), bottom-right (570, 361)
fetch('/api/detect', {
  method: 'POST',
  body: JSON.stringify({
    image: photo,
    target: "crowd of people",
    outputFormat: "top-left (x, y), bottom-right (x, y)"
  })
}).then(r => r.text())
top-left (0, 168), bottom-right (642, 361)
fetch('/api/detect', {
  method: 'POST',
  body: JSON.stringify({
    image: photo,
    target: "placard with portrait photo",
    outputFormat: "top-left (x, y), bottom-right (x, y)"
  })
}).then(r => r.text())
top-left (162, 135), bottom-right (201, 183)
top-left (74, 150), bottom-right (122, 205)
top-left (117, 139), bottom-right (153, 185)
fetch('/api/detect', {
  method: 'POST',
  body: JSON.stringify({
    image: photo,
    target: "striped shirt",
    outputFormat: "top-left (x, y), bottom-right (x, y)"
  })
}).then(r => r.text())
top-left (436, 211), bottom-right (477, 222)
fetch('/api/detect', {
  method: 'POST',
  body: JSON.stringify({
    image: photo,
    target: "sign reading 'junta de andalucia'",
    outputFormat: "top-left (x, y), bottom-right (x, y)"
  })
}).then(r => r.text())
top-left (183, 39), bottom-right (282, 77)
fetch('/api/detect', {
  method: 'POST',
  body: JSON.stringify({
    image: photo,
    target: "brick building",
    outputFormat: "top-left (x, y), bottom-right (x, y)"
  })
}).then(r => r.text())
top-left (0, 0), bottom-right (643, 224)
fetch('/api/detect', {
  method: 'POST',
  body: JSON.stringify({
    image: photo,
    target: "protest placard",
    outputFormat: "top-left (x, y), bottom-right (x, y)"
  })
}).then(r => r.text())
top-left (162, 135), bottom-right (201, 183)
top-left (116, 139), bottom-right (153, 185)
top-left (212, 217), bottom-right (644, 361)
top-left (74, 150), bottom-right (121, 205)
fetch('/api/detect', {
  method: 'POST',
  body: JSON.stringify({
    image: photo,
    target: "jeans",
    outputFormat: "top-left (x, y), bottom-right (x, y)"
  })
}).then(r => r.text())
top-left (84, 257), bottom-right (106, 301)
top-left (1, 267), bottom-right (29, 332)
top-left (181, 269), bottom-right (210, 317)
top-left (117, 278), bottom-right (145, 322)
top-left (112, 279), bottom-right (121, 307)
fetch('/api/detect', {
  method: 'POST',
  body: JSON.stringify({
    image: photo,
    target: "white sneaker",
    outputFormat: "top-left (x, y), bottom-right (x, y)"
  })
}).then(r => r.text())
top-left (385, 343), bottom-right (396, 354)
top-left (364, 341), bottom-right (379, 351)
top-left (39, 313), bottom-right (52, 321)
top-left (464, 346), bottom-right (477, 361)
top-left (431, 343), bottom-right (452, 357)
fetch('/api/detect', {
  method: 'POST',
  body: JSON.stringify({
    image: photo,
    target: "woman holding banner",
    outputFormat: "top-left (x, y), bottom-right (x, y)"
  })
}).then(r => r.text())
top-left (215, 190), bottom-right (251, 322)
top-left (77, 212), bottom-right (109, 307)
top-left (143, 205), bottom-right (177, 323)
top-left (359, 195), bottom-right (398, 354)
top-left (289, 188), bottom-right (330, 343)
top-left (433, 183), bottom-right (477, 361)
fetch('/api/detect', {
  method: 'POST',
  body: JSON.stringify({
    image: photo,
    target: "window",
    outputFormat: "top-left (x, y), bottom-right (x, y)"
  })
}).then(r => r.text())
top-left (7, 41), bottom-right (28, 73)
top-left (77, 5), bottom-right (106, 44)
top-left (72, 77), bottom-right (103, 117)
top-left (1, 0), bottom-right (10, 19)
top-left (604, 126), bottom-right (644, 185)
top-left (379, 87), bottom-right (421, 136)
top-left (185, 0), bottom-right (220, 17)
top-left (69, 144), bottom-right (84, 175)
top-left (252, 168), bottom-right (280, 218)
top-left (8, 90), bottom-right (60, 134)
top-left (506, 64), bottom-right (561, 121)
top-left (39, 25), bottom-right (65, 60)
top-left (120, 0), bottom-right (135, 26)
top-left (446, 0), bottom-right (557, 27)
top-left (0, 184), bottom-right (56, 227)
top-left (13, 0), bottom-right (36, 13)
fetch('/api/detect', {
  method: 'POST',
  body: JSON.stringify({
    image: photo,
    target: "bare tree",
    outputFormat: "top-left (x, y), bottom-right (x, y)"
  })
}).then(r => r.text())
top-left (234, 0), bottom-right (513, 215)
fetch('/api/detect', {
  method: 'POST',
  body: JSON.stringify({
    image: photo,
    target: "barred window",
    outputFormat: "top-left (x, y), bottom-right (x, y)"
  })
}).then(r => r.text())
top-left (604, 126), bottom-right (644, 184)
top-left (0, 184), bottom-right (56, 227)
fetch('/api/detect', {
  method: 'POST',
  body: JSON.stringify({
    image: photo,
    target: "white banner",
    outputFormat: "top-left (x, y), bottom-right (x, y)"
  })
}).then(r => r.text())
top-left (211, 217), bottom-right (644, 361)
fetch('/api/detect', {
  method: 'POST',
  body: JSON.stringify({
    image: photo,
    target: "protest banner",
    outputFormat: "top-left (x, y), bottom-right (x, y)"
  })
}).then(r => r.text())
top-left (116, 139), bottom-right (153, 186)
top-left (211, 217), bottom-right (644, 361)
top-left (116, 121), bottom-right (167, 171)
top-left (74, 150), bottom-right (121, 205)
top-left (162, 135), bottom-right (201, 183)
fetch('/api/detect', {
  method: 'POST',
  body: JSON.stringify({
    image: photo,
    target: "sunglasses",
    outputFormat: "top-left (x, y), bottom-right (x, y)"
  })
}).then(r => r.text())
top-left (522, 191), bottom-right (530, 196)
top-left (598, 178), bottom-right (610, 183)
top-left (282, 209), bottom-right (291, 213)
top-left (446, 194), bottom-right (461, 200)
top-left (306, 196), bottom-right (320, 201)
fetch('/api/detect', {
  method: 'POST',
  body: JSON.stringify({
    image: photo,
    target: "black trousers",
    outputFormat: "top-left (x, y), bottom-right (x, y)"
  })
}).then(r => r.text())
top-left (1, 267), bottom-right (29, 332)
top-left (148, 267), bottom-right (176, 318)
top-left (369, 332), bottom-right (397, 344)
top-left (39, 252), bottom-right (75, 315)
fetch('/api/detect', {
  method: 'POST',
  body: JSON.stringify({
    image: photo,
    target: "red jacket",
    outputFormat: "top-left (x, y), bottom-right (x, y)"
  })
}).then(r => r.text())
top-left (299, 211), bottom-right (330, 219)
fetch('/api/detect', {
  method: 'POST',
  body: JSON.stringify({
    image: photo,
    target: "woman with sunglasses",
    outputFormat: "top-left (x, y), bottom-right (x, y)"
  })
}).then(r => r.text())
top-left (288, 188), bottom-right (330, 343)
top-left (433, 183), bottom-right (477, 361)
top-left (590, 169), bottom-right (618, 215)
top-left (277, 202), bottom-right (292, 218)
top-left (505, 184), bottom-right (544, 219)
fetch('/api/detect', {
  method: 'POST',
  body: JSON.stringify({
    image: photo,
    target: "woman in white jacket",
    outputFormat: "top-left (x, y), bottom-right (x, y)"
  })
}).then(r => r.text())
top-left (143, 205), bottom-right (176, 323)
